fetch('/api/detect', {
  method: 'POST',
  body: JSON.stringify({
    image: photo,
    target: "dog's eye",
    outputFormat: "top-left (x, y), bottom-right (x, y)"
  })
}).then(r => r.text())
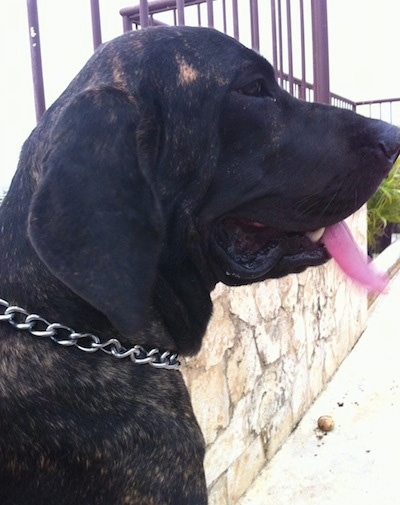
top-left (237, 79), bottom-right (269, 98)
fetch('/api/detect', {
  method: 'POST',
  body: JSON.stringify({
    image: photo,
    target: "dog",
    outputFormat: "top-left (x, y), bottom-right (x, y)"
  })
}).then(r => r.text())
top-left (0, 26), bottom-right (399, 504)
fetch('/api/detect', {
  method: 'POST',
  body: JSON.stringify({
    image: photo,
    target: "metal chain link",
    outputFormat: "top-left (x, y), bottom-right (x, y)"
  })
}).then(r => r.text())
top-left (0, 298), bottom-right (180, 370)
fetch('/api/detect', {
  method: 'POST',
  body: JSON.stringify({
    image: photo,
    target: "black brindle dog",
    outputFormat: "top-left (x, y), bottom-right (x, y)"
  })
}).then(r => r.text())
top-left (0, 27), bottom-right (399, 504)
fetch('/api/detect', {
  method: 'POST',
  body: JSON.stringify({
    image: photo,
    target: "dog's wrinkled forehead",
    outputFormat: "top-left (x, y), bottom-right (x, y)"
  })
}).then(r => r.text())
top-left (101, 26), bottom-right (269, 93)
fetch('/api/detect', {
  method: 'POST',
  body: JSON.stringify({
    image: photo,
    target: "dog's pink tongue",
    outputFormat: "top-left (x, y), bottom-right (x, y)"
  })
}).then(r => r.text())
top-left (323, 221), bottom-right (388, 293)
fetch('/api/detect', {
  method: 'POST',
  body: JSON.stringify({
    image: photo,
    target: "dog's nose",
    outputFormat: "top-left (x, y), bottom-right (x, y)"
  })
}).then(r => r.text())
top-left (378, 124), bottom-right (400, 165)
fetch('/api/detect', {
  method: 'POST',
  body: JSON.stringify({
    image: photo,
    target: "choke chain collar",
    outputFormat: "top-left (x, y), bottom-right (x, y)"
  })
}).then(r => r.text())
top-left (0, 298), bottom-right (180, 370)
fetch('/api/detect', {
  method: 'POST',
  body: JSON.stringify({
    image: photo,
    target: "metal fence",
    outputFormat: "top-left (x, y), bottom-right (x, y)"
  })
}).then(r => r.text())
top-left (355, 98), bottom-right (400, 125)
top-left (26, 0), bottom-right (399, 125)
top-left (119, 0), bottom-right (332, 103)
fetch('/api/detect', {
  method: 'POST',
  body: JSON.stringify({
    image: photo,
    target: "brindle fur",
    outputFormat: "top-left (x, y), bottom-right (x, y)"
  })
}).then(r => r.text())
top-left (0, 27), bottom-right (399, 504)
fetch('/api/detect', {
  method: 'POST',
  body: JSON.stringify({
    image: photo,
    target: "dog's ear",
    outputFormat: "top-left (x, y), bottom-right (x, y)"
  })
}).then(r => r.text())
top-left (28, 87), bottom-right (164, 336)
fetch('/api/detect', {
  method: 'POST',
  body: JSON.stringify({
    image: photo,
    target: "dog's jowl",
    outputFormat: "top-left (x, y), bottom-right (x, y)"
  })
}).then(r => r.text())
top-left (0, 27), bottom-right (399, 505)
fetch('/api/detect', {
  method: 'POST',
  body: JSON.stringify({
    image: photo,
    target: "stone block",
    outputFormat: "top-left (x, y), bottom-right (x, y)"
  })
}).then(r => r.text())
top-left (204, 396), bottom-right (252, 486)
top-left (227, 324), bottom-right (262, 406)
top-left (195, 296), bottom-right (236, 370)
top-left (189, 363), bottom-right (230, 445)
top-left (208, 474), bottom-right (228, 505)
top-left (226, 436), bottom-right (266, 503)
top-left (229, 285), bottom-right (260, 326)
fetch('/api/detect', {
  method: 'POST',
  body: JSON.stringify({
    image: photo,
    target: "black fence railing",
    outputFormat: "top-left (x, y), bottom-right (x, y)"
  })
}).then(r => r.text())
top-left (120, 0), bottom-right (331, 103)
top-left (355, 98), bottom-right (400, 125)
top-left (25, 0), bottom-right (400, 126)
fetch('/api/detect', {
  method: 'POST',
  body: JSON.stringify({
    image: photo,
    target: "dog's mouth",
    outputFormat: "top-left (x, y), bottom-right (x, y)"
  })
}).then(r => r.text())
top-left (211, 217), bottom-right (329, 284)
top-left (210, 216), bottom-right (387, 292)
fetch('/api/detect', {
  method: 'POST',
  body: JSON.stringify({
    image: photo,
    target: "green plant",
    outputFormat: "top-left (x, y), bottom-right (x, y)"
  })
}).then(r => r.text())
top-left (367, 156), bottom-right (400, 252)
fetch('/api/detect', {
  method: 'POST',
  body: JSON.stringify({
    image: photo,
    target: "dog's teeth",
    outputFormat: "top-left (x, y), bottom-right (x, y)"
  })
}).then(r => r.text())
top-left (306, 228), bottom-right (325, 243)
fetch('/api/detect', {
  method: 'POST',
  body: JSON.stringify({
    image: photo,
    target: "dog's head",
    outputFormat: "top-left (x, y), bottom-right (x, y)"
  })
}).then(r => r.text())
top-left (26, 27), bottom-right (400, 352)
top-left (199, 85), bottom-right (400, 286)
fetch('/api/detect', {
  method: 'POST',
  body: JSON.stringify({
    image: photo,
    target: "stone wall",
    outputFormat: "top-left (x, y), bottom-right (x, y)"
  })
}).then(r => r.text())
top-left (182, 210), bottom-right (368, 504)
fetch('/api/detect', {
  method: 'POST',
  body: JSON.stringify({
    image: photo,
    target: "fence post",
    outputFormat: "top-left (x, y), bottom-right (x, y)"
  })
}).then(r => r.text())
top-left (26, 0), bottom-right (46, 121)
top-left (90, 0), bottom-right (102, 49)
top-left (311, 0), bottom-right (330, 104)
top-left (139, 0), bottom-right (149, 28)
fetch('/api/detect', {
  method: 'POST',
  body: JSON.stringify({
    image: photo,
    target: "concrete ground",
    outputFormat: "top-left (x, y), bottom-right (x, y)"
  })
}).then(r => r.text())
top-left (239, 241), bottom-right (400, 505)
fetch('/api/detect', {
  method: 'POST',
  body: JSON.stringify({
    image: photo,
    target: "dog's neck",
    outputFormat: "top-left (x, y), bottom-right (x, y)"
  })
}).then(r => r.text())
top-left (0, 297), bottom-right (180, 370)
